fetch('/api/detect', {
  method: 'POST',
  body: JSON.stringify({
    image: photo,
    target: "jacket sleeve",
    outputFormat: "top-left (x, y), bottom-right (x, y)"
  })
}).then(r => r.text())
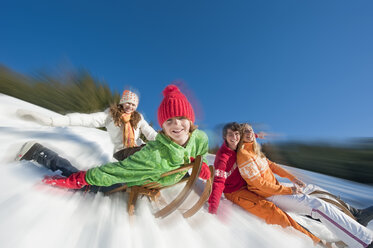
top-left (237, 150), bottom-right (292, 196)
top-left (85, 143), bottom-right (163, 186)
top-left (208, 151), bottom-right (228, 213)
top-left (189, 129), bottom-right (209, 162)
top-left (138, 114), bottom-right (158, 141)
top-left (200, 132), bottom-right (209, 163)
top-left (267, 159), bottom-right (295, 181)
top-left (51, 110), bottom-right (108, 128)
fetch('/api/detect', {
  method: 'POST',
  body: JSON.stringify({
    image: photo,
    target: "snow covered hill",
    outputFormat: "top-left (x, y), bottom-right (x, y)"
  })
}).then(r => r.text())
top-left (0, 93), bottom-right (372, 248)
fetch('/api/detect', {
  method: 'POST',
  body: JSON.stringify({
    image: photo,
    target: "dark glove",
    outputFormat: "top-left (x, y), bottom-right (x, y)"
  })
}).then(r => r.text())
top-left (190, 157), bottom-right (211, 180)
top-left (42, 171), bottom-right (88, 189)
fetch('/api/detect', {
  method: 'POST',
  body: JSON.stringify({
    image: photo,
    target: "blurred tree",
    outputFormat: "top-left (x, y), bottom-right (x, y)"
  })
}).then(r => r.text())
top-left (0, 65), bottom-right (120, 115)
top-left (262, 140), bottom-right (373, 185)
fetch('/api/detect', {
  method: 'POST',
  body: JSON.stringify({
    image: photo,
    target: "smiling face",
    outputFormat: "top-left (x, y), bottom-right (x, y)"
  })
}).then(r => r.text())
top-left (242, 125), bottom-right (255, 143)
top-left (225, 129), bottom-right (241, 150)
top-left (121, 102), bottom-right (137, 114)
top-left (162, 117), bottom-right (191, 146)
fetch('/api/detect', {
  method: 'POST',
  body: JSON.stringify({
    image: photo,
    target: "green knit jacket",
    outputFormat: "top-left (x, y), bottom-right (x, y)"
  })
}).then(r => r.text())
top-left (85, 129), bottom-right (209, 187)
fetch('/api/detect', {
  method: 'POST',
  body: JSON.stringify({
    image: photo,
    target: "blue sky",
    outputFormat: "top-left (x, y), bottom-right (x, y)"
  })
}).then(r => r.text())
top-left (1, 0), bottom-right (373, 144)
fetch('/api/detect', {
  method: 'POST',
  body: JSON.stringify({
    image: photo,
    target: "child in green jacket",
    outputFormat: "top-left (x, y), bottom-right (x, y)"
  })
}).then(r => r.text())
top-left (41, 84), bottom-right (211, 189)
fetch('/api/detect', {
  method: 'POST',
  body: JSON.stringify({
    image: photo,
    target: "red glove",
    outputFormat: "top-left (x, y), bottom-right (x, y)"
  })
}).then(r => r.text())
top-left (42, 171), bottom-right (89, 189)
top-left (190, 157), bottom-right (211, 180)
top-left (199, 163), bottom-right (211, 180)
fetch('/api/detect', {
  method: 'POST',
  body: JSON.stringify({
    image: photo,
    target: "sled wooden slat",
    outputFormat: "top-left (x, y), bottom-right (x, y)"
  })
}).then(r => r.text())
top-left (182, 166), bottom-right (214, 218)
top-left (160, 163), bottom-right (194, 177)
top-left (142, 182), bottom-right (161, 188)
top-left (127, 186), bottom-right (161, 215)
top-left (154, 155), bottom-right (202, 218)
top-left (161, 176), bottom-right (190, 189)
top-left (104, 184), bottom-right (128, 195)
top-left (105, 155), bottom-right (208, 219)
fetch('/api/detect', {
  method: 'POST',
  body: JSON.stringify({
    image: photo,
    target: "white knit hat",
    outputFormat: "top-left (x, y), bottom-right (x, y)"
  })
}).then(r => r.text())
top-left (119, 90), bottom-right (139, 107)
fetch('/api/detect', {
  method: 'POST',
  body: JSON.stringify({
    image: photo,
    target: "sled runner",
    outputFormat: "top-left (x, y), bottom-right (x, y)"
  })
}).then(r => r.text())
top-left (105, 155), bottom-right (214, 218)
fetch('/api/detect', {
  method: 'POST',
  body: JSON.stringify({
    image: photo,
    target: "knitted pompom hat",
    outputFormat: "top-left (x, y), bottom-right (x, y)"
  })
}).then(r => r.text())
top-left (119, 90), bottom-right (139, 107)
top-left (157, 84), bottom-right (195, 127)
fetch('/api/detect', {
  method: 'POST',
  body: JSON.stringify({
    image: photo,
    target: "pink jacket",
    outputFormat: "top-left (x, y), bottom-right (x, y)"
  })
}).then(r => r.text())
top-left (208, 142), bottom-right (247, 213)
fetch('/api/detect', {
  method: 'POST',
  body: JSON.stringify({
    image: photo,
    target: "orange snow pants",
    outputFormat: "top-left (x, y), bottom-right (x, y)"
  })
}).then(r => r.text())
top-left (225, 188), bottom-right (320, 244)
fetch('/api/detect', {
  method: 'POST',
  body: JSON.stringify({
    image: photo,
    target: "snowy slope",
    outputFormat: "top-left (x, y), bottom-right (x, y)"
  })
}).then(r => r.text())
top-left (0, 93), bottom-right (372, 248)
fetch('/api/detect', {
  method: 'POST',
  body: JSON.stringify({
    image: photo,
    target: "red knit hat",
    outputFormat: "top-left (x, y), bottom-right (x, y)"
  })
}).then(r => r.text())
top-left (157, 84), bottom-right (195, 127)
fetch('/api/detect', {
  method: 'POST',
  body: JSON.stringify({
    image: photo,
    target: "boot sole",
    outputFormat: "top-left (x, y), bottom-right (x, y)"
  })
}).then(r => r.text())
top-left (15, 141), bottom-right (38, 161)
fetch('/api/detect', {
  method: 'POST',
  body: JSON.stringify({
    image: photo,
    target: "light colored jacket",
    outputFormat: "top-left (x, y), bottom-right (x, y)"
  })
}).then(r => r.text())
top-left (50, 109), bottom-right (157, 153)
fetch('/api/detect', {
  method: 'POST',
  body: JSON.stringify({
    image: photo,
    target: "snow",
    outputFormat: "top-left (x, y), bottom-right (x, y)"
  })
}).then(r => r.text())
top-left (0, 93), bottom-right (372, 248)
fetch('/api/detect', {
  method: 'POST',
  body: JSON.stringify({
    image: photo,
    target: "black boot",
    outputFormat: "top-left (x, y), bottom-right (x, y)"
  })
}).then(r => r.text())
top-left (16, 141), bottom-right (79, 177)
top-left (353, 206), bottom-right (373, 227)
top-left (16, 141), bottom-right (42, 161)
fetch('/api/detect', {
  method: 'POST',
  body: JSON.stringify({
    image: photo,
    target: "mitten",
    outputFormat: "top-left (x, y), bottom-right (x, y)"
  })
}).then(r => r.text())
top-left (190, 157), bottom-right (211, 180)
top-left (42, 171), bottom-right (89, 189)
top-left (199, 163), bottom-right (211, 180)
top-left (16, 109), bottom-right (52, 126)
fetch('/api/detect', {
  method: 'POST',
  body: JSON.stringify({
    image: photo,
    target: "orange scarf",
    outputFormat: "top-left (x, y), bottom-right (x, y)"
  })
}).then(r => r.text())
top-left (121, 113), bottom-right (135, 148)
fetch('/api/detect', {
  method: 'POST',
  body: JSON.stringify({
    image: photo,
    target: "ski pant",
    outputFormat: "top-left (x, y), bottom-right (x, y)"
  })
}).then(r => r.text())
top-left (287, 184), bottom-right (359, 217)
top-left (32, 144), bottom-right (146, 176)
top-left (32, 144), bottom-right (79, 177)
top-left (32, 144), bottom-right (144, 193)
top-left (225, 188), bottom-right (321, 244)
top-left (267, 188), bottom-right (373, 248)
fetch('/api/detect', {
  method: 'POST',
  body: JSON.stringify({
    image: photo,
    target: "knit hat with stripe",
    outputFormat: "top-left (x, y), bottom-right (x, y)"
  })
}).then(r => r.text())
top-left (157, 84), bottom-right (195, 127)
top-left (119, 90), bottom-right (139, 107)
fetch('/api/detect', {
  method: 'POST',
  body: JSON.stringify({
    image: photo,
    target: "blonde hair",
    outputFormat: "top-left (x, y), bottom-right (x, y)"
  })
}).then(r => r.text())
top-left (238, 123), bottom-right (265, 158)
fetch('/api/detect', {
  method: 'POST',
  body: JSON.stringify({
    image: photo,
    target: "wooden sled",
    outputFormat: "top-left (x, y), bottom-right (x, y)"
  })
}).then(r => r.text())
top-left (105, 155), bottom-right (214, 219)
top-left (310, 190), bottom-right (356, 220)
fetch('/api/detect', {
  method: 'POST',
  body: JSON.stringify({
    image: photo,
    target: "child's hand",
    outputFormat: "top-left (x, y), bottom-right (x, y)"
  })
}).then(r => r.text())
top-left (256, 131), bottom-right (267, 139)
top-left (199, 163), bottom-right (211, 180)
top-left (292, 178), bottom-right (306, 188)
top-left (16, 109), bottom-right (53, 126)
top-left (291, 186), bottom-right (303, 194)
